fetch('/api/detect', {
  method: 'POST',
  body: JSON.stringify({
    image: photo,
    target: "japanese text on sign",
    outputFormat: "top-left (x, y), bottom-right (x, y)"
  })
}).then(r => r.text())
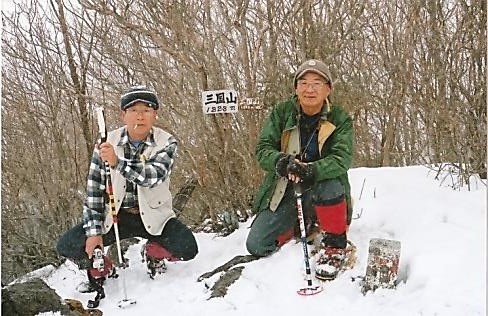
top-left (202, 89), bottom-right (238, 114)
top-left (239, 97), bottom-right (263, 110)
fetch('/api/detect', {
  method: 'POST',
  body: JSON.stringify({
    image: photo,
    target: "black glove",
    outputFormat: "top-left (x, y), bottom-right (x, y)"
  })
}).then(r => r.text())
top-left (275, 154), bottom-right (293, 177)
top-left (286, 159), bottom-right (316, 184)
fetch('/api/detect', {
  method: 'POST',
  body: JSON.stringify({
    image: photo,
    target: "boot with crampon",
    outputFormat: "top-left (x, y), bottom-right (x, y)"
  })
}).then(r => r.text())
top-left (313, 199), bottom-right (356, 281)
top-left (85, 247), bottom-right (117, 308)
top-left (141, 241), bottom-right (178, 279)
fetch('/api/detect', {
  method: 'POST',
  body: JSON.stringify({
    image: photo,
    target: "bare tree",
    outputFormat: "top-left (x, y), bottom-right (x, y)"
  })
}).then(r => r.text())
top-left (1, 0), bottom-right (485, 283)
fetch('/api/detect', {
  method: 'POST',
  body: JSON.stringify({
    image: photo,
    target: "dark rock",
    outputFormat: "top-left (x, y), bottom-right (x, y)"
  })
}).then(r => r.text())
top-left (64, 298), bottom-right (103, 315)
top-left (208, 266), bottom-right (245, 299)
top-left (197, 254), bottom-right (258, 281)
top-left (1, 278), bottom-right (74, 316)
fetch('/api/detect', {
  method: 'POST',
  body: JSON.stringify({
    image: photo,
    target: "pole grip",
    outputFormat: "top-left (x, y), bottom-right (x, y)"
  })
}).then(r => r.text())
top-left (293, 182), bottom-right (303, 197)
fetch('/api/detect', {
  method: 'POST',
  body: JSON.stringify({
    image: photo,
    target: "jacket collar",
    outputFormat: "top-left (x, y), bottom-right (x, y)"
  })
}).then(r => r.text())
top-left (290, 96), bottom-right (331, 130)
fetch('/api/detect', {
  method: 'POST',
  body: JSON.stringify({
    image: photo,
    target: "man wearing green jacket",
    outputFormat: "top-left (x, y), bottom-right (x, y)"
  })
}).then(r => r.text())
top-left (246, 59), bottom-right (354, 280)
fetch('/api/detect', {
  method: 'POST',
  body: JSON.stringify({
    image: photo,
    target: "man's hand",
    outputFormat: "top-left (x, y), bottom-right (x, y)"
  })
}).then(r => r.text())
top-left (98, 142), bottom-right (118, 168)
top-left (275, 154), bottom-right (293, 177)
top-left (85, 235), bottom-right (104, 258)
top-left (286, 159), bottom-right (316, 184)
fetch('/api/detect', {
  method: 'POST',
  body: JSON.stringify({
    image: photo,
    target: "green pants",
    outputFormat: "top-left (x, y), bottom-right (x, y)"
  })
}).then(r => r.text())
top-left (246, 179), bottom-right (345, 257)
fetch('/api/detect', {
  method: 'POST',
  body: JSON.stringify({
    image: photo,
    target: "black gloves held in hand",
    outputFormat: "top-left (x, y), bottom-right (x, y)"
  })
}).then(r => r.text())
top-left (287, 159), bottom-right (316, 184)
top-left (275, 154), bottom-right (293, 177)
top-left (275, 154), bottom-right (316, 184)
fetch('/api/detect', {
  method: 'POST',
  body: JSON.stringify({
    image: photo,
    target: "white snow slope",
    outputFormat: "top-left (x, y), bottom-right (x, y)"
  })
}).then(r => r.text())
top-left (35, 165), bottom-right (485, 315)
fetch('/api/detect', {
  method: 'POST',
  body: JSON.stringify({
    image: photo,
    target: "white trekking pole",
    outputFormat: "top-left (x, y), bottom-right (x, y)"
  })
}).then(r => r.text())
top-left (95, 107), bottom-right (136, 308)
top-left (294, 182), bottom-right (323, 295)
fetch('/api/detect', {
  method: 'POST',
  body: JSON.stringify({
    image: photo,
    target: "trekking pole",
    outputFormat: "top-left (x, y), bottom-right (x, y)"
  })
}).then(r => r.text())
top-left (294, 182), bottom-right (323, 295)
top-left (95, 107), bottom-right (136, 308)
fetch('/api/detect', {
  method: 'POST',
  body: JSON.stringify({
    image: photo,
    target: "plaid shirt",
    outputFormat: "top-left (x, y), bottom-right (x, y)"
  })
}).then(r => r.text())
top-left (82, 127), bottom-right (177, 236)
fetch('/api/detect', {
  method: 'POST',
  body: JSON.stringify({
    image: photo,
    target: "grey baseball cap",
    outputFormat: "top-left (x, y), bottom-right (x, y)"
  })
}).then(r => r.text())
top-left (294, 59), bottom-right (333, 89)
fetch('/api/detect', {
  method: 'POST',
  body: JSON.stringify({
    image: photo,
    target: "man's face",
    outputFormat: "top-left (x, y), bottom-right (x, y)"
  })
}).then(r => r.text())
top-left (122, 101), bottom-right (157, 140)
top-left (295, 72), bottom-right (331, 115)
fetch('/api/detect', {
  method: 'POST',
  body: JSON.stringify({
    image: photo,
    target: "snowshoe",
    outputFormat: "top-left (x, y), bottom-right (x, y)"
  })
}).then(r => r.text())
top-left (313, 240), bottom-right (357, 281)
top-left (362, 238), bottom-right (401, 294)
top-left (141, 241), bottom-right (170, 279)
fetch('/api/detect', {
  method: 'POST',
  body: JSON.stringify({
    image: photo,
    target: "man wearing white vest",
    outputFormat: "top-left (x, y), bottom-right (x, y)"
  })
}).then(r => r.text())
top-left (57, 85), bottom-right (198, 290)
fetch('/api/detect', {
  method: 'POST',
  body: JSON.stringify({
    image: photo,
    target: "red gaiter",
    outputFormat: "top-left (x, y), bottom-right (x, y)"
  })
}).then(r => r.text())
top-left (315, 200), bottom-right (347, 234)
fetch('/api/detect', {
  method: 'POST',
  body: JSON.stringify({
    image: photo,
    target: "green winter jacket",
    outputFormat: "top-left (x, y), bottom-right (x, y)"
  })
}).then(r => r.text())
top-left (252, 96), bottom-right (354, 224)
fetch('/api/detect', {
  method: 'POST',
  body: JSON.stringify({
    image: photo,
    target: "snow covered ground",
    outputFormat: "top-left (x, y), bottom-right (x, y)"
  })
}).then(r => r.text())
top-left (38, 165), bottom-right (486, 315)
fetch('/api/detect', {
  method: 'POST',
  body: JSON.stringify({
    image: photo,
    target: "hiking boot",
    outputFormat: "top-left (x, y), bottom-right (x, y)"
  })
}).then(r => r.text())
top-left (77, 249), bottom-right (117, 293)
top-left (146, 257), bottom-right (167, 279)
top-left (314, 245), bottom-right (347, 281)
top-left (141, 241), bottom-right (171, 279)
top-left (88, 248), bottom-right (116, 280)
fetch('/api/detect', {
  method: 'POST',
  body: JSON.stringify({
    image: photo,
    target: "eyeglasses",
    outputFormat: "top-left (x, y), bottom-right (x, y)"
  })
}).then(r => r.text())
top-left (125, 108), bottom-right (155, 116)
top-left (297, 81), bottom-right (327, 91)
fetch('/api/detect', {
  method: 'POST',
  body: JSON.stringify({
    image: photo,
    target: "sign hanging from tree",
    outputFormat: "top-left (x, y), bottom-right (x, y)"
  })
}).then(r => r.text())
top-left (202, 89), bottom-right (238, 114)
